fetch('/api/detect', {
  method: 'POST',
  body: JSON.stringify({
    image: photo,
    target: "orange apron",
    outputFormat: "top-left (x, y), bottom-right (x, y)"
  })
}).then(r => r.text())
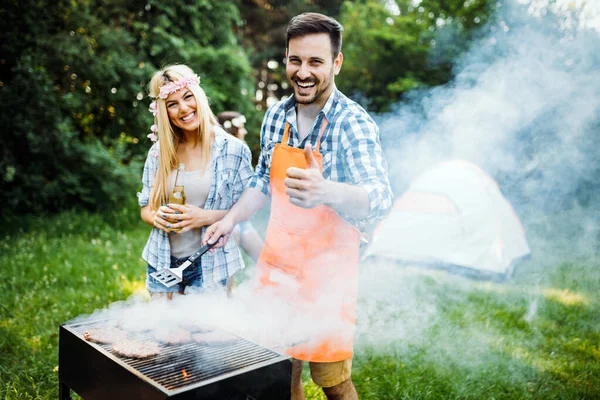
top-left (256, 120), bottom-right (361, 362)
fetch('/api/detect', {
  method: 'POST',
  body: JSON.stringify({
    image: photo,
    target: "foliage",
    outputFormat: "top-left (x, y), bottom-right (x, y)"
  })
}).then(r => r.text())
top-left (0, 210), bottom-right (598, 398)
top-left (236, 0), bottom-right (497, 113)
top-left (238, 0), bottom-right (343, 65)
top-left (0, 0), bottom-right (505, 216)
top-left (236, 0), bottom-right (344, 116)
top-left (338, 0), bottom-right (496, 112)
top-left (0, 0), bottom-right (256, 217)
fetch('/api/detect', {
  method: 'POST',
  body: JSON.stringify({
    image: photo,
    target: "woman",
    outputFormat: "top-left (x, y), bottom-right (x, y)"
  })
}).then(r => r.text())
top-left (138, 65), bottom-right (253, 298)
top-left (217, 111), bottom-right (264, 263)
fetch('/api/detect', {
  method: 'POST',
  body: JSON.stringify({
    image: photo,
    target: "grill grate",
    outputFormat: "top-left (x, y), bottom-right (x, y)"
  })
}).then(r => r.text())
top-left (66, 319), bottom-right (284, 390)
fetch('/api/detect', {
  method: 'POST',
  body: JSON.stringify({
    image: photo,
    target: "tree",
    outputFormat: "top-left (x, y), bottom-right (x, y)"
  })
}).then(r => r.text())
top-left (236, 0), bottom-right (344, 111)
top-left (0, 0), bottom-right (256, 217)
top-left (338, 0), bottom-right (496, 112)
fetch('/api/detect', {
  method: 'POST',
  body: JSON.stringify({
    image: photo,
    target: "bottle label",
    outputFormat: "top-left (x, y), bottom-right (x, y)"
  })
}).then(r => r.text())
top-left (173, 192), bottom-right (182, 199)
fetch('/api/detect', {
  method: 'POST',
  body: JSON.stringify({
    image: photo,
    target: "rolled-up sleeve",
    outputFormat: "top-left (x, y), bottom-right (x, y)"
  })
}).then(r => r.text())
top-left (137, 143), bottom-right (159, 207)
top-left (340, 116), bottom-right (393, 223)
top-left (233, 143), bottom-right (255, 202)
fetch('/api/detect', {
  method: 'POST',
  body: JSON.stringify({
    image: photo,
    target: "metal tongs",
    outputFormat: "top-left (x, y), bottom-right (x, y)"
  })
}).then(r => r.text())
top-left (150, 241), bottom-right (218, 288)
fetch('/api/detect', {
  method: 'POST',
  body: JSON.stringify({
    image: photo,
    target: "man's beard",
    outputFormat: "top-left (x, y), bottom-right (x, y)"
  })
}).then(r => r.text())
top-left (292, 72), bottom-right (333, 105)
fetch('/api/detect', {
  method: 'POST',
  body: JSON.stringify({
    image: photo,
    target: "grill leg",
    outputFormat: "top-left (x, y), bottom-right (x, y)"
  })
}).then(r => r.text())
top-left (59, 382), bottom-right (71, 400)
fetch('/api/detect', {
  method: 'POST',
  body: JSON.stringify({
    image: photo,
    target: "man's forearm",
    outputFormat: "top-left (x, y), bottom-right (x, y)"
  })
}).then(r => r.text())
top-left (226, 187), bottom-right (270, 225)
top-left (204, 209), bottom-right (228, 226)
top-left (324, 181), bottom-right (370, 220)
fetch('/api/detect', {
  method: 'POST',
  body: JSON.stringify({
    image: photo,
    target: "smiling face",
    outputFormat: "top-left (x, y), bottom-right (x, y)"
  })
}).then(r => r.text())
top-left (165, 88), bottom-right (199, 135)
top-left (286, 33), bottom-right (343, 107)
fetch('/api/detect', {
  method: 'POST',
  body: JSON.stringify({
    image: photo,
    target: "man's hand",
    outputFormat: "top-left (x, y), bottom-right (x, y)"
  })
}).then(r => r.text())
top-left (202, 217), bottom-right (235, 248)
top-left (284, 144), bottom-right (327, 209)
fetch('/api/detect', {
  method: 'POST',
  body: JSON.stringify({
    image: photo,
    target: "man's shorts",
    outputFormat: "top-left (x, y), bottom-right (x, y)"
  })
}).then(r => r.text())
top-left (309, 359), bottom-right (352, 388)
top-left (147, 255), bottom-right (206, 293)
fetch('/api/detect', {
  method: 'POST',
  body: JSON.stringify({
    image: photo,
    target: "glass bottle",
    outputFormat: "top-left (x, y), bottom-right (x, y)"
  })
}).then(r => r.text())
top-left (168, 163), bottom-right (186, 232)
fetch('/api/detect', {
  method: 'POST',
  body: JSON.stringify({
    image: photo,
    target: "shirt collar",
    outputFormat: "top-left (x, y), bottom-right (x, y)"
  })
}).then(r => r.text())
top-left (320, 86), bottom-right (339, 122)
top-left (283, 85), bottom-right (340, 125)
top-left (213, 125), bottom-right (229, 149)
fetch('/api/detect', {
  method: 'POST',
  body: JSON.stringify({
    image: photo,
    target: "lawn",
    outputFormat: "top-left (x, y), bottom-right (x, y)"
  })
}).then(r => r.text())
top-left (0, 207), bottom-right (598, 399)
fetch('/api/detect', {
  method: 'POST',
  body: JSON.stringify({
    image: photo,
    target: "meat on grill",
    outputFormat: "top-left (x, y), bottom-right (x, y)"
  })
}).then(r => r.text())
top-left (178, 323), bottom-right (216, 333)
top-left (192, 331), bottom-right (238, 345)
top-left (154, 327), bottom-right (192, 345)
top-left (112, 339), bottom-right (161, 358)
top-left (117, 318), bottom-right (157, 333)
top-left (83, 327), bottom-right (128, 344)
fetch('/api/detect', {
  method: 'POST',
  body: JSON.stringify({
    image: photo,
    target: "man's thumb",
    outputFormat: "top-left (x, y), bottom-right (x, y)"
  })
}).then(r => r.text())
top-left (203, 224), bottom-right (217, 244)
top-left (304, 144), bottom-right (319, 169)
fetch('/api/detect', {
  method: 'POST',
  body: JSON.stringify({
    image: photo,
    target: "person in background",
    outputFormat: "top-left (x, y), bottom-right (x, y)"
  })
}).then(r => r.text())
top-left (217, 111), bottom-right (249, 142)
top-left (204, 13), bottom-right (393, 400)
top-left (138, 64), bottom-right (254, 299)
top-left (217, 111), bottom-right (264, 263)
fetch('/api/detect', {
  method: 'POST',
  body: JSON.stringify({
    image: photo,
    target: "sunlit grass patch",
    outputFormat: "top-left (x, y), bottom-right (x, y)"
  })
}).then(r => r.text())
top-left (543, 288), bottom-right (589, 306)
top-left (119, 275), bottom-right (148, 295)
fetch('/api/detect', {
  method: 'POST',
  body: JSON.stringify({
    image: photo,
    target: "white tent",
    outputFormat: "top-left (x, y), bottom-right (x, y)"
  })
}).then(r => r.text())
top-left (365, 160), bottom-right (531, 279)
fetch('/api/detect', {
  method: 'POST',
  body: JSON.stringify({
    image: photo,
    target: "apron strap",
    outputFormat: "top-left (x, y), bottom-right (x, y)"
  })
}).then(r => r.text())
top-left (281, 117), bottom-right (329, 152)
top-left (282, 122), bottom-right (292, 145)
top-left (315, 118), bottom-right (328, 153)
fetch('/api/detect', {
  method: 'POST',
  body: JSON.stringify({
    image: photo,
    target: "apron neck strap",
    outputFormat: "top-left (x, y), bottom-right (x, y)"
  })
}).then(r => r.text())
top-left (282, 118), bottom-right (329, 152)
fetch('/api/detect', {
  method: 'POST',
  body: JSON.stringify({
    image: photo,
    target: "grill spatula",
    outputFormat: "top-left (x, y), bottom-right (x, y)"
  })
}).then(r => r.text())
top-left (150, 241), bottom-right (218, 288)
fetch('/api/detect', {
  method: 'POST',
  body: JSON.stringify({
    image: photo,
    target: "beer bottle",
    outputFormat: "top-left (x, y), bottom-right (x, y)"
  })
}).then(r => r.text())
top-left (168, 163), bottom-right (186, 232)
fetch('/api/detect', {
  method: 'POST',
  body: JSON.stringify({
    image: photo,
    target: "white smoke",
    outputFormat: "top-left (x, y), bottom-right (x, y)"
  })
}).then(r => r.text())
top-left (377, 0), bottom-right (600, 256)
top-left (355, 0), bottom-right (600, 356)
top-left (76, 277), bottom-right (354, 358)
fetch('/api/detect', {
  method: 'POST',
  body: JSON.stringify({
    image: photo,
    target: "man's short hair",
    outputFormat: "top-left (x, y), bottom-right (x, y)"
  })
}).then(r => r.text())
top-left (286, 12), bottom-right (344, 58)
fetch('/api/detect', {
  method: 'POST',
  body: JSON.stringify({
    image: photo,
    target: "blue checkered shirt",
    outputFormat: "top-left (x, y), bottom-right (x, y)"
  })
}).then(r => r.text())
top-left (138, 127), bottom-right (254, 284)
top-left (248, 88), bottom-right (393, 231)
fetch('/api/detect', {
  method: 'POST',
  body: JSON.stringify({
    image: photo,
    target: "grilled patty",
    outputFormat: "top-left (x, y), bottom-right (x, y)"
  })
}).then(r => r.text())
top-left (112, 339), bottom-right (161, 358)
top-left (178, 323), bottom-right (215, 333)
top-left (83, 327), bottom-right (128, 344)
top-left (154, 327), bottom-right (192, 345)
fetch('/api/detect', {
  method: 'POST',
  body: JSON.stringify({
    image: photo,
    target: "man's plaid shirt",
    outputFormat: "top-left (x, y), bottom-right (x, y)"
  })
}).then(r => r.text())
top-left (138, 127), bottom-right (254, 285)
top-left (248, 88), bottom-right (393, 231)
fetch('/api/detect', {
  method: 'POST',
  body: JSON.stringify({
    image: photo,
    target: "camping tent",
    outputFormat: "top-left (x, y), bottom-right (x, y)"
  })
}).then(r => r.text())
top-left (364, 160), bottom-right (531, 279)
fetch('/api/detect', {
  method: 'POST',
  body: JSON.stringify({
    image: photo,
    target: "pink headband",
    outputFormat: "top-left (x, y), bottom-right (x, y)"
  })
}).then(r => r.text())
top-left (158, 74), bottom-right (200, 99)
top-left (146, 74), bottom-right (201, 143)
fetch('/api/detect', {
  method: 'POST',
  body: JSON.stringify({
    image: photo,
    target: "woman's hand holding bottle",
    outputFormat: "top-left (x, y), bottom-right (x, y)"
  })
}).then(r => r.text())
top-left (152, 205), bottom-right (179, 233)
top-left (161, 203), bottom-right (226, 234)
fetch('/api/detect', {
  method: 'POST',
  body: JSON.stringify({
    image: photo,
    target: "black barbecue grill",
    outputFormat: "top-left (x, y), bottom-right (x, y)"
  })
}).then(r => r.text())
top-left (59, 318), bottom-right (291, 399)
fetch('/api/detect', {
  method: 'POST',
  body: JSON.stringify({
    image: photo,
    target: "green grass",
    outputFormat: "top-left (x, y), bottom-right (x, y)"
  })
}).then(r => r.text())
top-left (0, 207), bottom-right (148, 399)
top-left (347, 259), bottom-right (600, 400)
top-left (0, 207), bottom-right (598, 399)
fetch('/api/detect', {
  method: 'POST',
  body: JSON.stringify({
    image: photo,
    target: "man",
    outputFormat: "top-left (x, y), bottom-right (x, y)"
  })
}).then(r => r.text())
top-left (204, 12), bottom-right (393, 400)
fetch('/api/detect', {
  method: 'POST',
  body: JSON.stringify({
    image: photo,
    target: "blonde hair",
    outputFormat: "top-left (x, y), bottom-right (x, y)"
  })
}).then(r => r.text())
top-left (147, 64), bottom-right (217, 211)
